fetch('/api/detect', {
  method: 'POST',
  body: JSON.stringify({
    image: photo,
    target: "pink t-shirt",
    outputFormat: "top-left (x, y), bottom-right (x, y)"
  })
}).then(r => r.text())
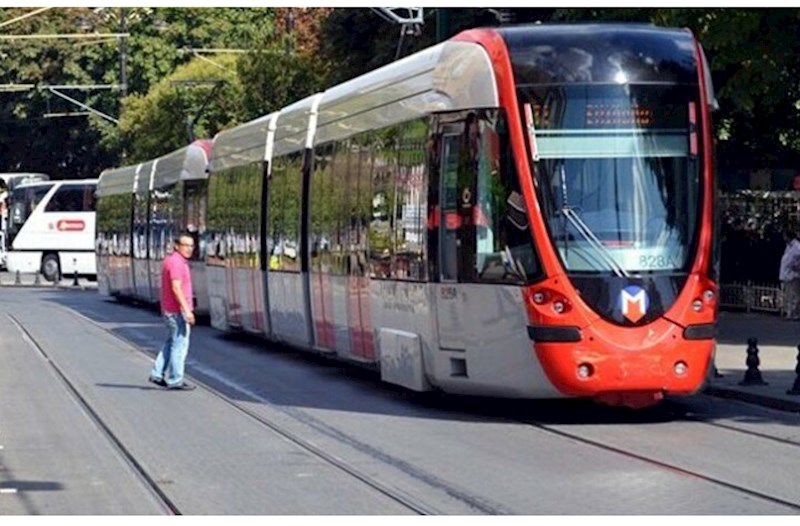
top-left (161, 251), bottom-right (193, 314)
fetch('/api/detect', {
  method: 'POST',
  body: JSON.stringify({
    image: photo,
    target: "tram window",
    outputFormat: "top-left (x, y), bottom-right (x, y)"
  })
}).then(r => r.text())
top-left (350, 134), bottom-right (372, 276)
top-left (207, 167), bottom-right (229, 262)
top-left (437, 110), bottom-right (541, 284)
top-left (268, 153), bottom-right (303, 272)
top-left (395, 120), bottom-right (428, 281)
top-left (311, 143), bottom-right (334, 273)
top-left (328, 140), bottom-right (350, 276)
top-left (369, 128), bottom-right (398, 279)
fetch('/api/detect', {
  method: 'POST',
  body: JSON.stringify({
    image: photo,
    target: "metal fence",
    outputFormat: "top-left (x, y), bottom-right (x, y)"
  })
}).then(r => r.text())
top-left (718, 191), bottom-right (798, 315)
top-left (719, 281), bottom-right (784, 314)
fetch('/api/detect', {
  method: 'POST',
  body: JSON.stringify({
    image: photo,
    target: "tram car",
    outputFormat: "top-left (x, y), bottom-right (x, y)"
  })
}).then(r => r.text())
top-left (97, 24), bottom-right (718, 408)
top-left (95, 139), bottom-right (212, 315)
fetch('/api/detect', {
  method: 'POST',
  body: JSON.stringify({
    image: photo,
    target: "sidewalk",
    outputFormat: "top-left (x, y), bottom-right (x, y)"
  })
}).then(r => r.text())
top-left (709, 310), bottom-right (800, 412)
top-left (0, 270), bottom-right (96, 290)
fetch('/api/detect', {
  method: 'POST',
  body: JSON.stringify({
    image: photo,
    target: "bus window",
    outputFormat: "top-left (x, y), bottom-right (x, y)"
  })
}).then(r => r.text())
top-left (45, 184), bottom-right (96, 213)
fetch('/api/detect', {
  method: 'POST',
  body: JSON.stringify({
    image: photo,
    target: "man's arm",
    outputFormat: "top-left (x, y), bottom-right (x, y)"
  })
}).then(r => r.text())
top-left (171, 278), bottom-right (196, 325)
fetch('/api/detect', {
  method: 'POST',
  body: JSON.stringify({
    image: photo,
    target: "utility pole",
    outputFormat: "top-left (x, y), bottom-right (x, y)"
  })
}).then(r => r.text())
top-left (119, 8), bottom-right (128, 99)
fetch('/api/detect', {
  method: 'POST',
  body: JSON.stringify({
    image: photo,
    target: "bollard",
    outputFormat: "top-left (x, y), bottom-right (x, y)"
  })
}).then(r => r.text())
top-left (33, 272), bottom-right (41, 286)
top-left (787, 345), bottom-right (800, 395)
top-left (72, 258), bottom-right (79, 287)
top-left (14, 270), bottom-right (20, 285)
top-left (739, 337), bottom-right (768, 386)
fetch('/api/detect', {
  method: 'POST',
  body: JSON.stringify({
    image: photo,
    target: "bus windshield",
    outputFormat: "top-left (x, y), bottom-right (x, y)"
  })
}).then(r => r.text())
top-left (8, 184), bottom-right (54, 242)
top-left (520, 83), bottom-right (702, 274)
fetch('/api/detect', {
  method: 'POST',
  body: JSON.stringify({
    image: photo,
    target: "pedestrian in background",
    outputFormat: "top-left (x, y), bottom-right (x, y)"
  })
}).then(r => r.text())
top-left (149, 232), bottom-right (197, 390)
top-left (779, 229), bottom-right (800, 320)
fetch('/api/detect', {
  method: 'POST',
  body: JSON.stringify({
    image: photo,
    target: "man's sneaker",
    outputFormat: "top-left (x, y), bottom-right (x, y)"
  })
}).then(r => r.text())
top-left (167, 382), bottom-right (196, 391)
top-left (148, 376), bottom-right (167, 387)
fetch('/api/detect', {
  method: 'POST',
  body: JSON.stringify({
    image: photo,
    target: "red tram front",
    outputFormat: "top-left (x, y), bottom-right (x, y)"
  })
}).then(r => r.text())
top-left (456, 25), bottom-right (718, 408)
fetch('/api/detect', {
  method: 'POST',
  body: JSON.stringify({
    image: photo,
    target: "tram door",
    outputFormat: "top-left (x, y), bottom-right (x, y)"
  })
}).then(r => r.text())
top-left (434, 120), bottom-right (473, 352)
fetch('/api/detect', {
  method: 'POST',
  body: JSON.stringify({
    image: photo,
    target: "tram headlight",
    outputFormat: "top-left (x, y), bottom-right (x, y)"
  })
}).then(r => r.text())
top-left (533, 292), bottom-right (546, 304)
top-left (703, 289), bottom-right (715, 303)
top-left (692, 299), bottom-right (703, 312)
top-left (553, 301), bottom-right (566, 314)
top-left (577, 363), bottom-right (594, 379)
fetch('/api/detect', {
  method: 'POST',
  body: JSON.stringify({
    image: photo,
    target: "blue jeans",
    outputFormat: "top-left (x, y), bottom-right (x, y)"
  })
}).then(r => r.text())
top-left (151, 313), bottom-right (191, 386)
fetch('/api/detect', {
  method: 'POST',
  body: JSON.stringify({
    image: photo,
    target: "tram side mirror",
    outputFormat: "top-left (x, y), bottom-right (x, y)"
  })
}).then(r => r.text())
top-left (506, 191), bottom-right (529, 230)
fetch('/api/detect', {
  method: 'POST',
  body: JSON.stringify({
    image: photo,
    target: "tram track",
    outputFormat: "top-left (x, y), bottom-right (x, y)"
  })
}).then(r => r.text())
top-left (5, 312), bottom-right (181, 515)
top-left (513, 414), bottom-right (800, 513)
top-left (30, 304), bottom-right (509, 515)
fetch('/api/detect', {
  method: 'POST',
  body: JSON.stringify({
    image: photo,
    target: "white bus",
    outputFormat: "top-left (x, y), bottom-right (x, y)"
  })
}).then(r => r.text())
top-left (0, 173), bottom-right (50, 268)
top-left (6, 179), bottom-right (98, 281)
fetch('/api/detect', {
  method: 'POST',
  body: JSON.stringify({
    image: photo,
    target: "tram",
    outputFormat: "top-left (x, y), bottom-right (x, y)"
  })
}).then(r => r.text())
top-left (96, 24), bottom-right (718, 408)
top-left (95, 140), bottom-right (212, 314)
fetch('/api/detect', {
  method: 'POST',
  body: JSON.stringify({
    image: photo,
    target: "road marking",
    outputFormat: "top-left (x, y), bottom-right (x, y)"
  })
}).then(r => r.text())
top-left (0, 488), bottom-right (18, 494)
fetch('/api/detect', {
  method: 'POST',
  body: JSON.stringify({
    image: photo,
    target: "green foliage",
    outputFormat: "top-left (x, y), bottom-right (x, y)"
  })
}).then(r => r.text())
top-left (3, 7), bottom-right (800, 178)
top-left (236, 33), bottom-right (328, 117)
top-left (116, 53), bottom-right (242, 163)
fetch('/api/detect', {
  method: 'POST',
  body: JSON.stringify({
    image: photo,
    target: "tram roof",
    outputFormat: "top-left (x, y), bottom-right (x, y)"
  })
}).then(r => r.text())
top-left (210, 113), bottom-right (275, 173)
top-left (97, 164), bottom-right (138, 197)
top-left (152, 139), bottom-right (212, 188)
top-left (315, 40), bottom-right (497, 145)
top-left (210, 38), bottom-right (498, 172)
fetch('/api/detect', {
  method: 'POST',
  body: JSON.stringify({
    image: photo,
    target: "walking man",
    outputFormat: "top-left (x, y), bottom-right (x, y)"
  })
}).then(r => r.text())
top-left (149, 232), bottom-right (197, 390)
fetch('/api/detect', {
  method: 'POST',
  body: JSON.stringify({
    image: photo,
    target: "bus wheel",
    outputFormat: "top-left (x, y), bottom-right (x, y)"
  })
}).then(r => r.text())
top-left (41, 254), bottom-right (60, 282)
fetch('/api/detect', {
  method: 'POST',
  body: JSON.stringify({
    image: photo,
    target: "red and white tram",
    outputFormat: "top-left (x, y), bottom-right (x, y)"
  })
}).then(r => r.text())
top-left (97, 24), bottom-right (718, 407)
top-left (96, 140), bottom-right (212, 314)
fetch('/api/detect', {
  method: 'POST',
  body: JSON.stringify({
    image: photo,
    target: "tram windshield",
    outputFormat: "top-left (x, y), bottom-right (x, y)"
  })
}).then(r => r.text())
top-left (521, 84), bottom-right (702, 275)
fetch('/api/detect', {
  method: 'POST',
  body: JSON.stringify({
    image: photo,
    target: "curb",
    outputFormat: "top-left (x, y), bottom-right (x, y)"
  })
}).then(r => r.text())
top-left (704, 385), bottom-right (800, 413)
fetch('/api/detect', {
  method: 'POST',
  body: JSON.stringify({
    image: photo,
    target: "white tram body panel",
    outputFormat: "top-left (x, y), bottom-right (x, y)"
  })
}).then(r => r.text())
top-left (268, 94), bottom-right (322, 348)
top-left (208, 112), bottom-right (280, 335)
top-left (96, 164), bottom-right (138, 298)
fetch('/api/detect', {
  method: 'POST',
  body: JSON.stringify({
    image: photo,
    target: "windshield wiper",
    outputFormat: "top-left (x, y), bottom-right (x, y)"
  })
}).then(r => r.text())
top-left (556, 164), bottom-right (628, 278)
top-left (561, 206), bottom-right (630, 278)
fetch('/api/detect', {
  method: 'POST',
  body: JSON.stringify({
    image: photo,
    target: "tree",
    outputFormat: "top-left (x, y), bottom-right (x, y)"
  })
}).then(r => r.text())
top-left (236, 34), bottom-right (328, 118)
top-left (115, 53), bottom-right (243, 163)
top-left (0, 7), bottom-right (120, 178)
